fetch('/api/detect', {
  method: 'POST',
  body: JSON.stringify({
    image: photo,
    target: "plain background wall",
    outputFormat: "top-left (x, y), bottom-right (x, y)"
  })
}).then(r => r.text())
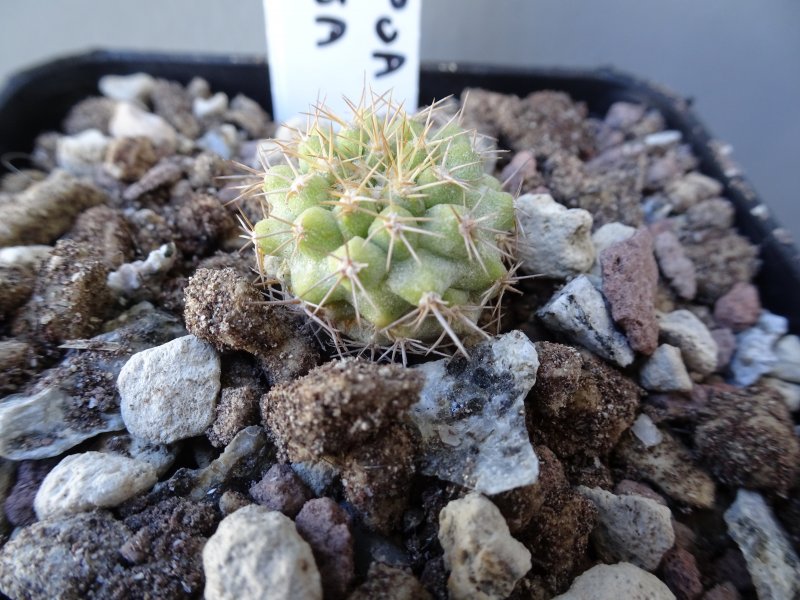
top-left (1, 1), bottom-right (798, 240)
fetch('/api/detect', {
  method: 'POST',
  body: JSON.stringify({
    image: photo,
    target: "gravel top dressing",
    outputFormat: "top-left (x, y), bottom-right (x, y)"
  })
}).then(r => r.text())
top-left (0, 71), bottom-right (797, 600)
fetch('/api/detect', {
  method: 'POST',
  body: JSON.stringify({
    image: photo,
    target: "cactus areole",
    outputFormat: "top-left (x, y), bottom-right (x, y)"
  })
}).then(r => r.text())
top-left (243, 92), bottom-right (520, 361)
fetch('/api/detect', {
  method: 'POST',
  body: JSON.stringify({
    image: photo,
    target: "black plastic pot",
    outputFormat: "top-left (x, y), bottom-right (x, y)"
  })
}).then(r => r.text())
top-left (1, 50), bottom-right (798, 331)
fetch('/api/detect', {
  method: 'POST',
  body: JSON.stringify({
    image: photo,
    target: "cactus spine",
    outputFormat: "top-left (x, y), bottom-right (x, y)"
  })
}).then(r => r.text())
top-left (241, 92), bottom-right (519, 361)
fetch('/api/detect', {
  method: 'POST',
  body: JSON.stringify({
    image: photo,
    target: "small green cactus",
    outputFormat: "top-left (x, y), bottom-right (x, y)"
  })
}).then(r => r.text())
top-left (241, 93), bottom-right (519, 360)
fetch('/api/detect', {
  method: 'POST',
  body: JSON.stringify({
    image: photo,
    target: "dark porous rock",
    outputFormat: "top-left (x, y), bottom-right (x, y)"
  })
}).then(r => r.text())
top-left (490, 483), bottom-right (546, 536)
top-left (713, 282), bottom-right (761, 332)
top-left (151, 78), bottom-right (201, 138)
top-left (122, 159), bottom-right (184, 203)
top-left (680, 230), bottom-right (759, 304)
top-left (500, 150), bottom-right (543, 194)
top-left (517, 479), bottom-right (598, 595)
top-left (67, 205), bottom-right (135, 268)
top-left (218, 489), bottom-right (251, 516)
top-left (295, 497), bottom-right (355, 599)
top-left (0, 339), bottom-right (37, 394)
top-left (528, 342), bottom-right (640, 460)
top-left (0, 169), bottom-right (106, 247)
top-left (613, 430), bottom-right (716, 509)
top-left (188, 151), bottom-right (234, 190)
top-left (694, 384), bottom-right (800, 493)
top-left (0, 510), bottom-right (130, 598)
top-left (207, 385), bottom-right (260, 448)
top-left (600, 227), bottom-right (659, 355)
top-left (4, 458), bottom-right (57, 527)
top-left (170, 192), bottom-right (236, 257)
top-left (463, 89), bottom-right (595, 157)
top-left (104, 135), bottom-right (158, 182)
top-left (712, 547), bottom-right (754, 597)
top-left (491, 445), bottom-right (568, 535)
top-left (109, 496), bottom-right (218, 599)
top-left (340, 422), bottom-right (418, 533)
top-left (125, 208), bottom-right (174, 254)
top-left (184, 267), bottom-right (320, 385)
top-left (13, 239), bottom-right (114, 344)
top-left (661, 546), bottom-right (704, 600)
top-left (263, 358), bottom-right (422, 460)
top-left (683, 197), bottom-right (735, 231)
top-left (0, 246), bottom-right (51, 323)
top-left (62, 96), bottom-right (116, 135)
top-left (542, 150), bottom-right (645, 229)
top-left (226, 93), bottom-right (272, 138)
top-left (349, 562), bottom-right (432, 600)
top-left (249, 463), bottom-right (312, 518)
top-left (652, 227), bottom-right (697, 300)
top-left (666, 173), bottom-right (724, 214)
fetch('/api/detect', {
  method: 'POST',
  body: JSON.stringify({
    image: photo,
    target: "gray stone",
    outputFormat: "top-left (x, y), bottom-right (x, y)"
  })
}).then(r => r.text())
top-left (99, 72), bottom-right (155, 102)
top-left (438, 492), bottom-right (531, 600)
top-left (730, 311), bottom-right (788, 386)
top-left (411, 331), bottom-right (540, 494)
top-left (203, 504), bottom-right (322, 600)
top-left (658, 310), bottom-right (718, 376)
top-left (724, 489), bottom-right (800, 600)
top-left (0, 303), bottom-right (185, 460)
top-left (652, 229), bottom-right (697, 300)
top-left (538, 275), bottom-right (635, 367)
top-left (516, 193), bottom-right (595, 279)
top-left (640, 344), bottom-right (693, 392)
top-left (771, 334), bottom-right (800, 383)
top-left (552, 563), bottom-right (676, 600)
top-left (34, 451), bottom-right (156, 519)
top-left (119, 334), bottom-right (221, 444)
top-left (578, 486), bottom-right (675, 571)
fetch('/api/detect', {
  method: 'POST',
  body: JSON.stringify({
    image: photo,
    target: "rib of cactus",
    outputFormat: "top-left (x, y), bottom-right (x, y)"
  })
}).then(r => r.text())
top-left (243, 92), bottom-right (519, 361)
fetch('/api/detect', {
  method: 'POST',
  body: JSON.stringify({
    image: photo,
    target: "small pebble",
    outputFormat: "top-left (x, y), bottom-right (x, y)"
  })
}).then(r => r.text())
top-left (438, 492), bottom-right (531, 600)
top-left (109, 102), bottom-right (177, 150)
top-left (202, 505), bottom-right (322, 600)
top-left (724, 490), bottom-right (800, 600)
top-left (516, 193), bottom-right (595, 279)
top-left (713, 282), bottom-right (760, 332)
top-left (538, 275), bottom-right (635, 367)
top-left (193, 91), bottom-right (229, 119)
top-left (578, 486), bottom-right (675, 571)
top-left (98, 72), bottom-right (155, 102)
top-left (640, 344), bottom-right (693, 392)
top-left (658, 310), bottom-right (718, 376)
top-left (34, 451), bottom-right (156, 519)
top-left (249, 464), bottom-right (312, 518)
top-left (730, 311), bottom-right (788, 386)
top-left (118, 335), bottom-right (221, 444)
top-left (553, 562), bottom-right (676, 600)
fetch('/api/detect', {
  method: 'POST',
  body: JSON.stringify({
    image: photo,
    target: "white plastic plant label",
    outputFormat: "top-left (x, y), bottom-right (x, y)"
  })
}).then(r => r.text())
top-left (263, 0), bottom-right (421, 123)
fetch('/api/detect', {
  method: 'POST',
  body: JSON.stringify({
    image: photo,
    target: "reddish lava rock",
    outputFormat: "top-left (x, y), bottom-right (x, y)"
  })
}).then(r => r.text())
top-left (713, 282), bottom-right (761, 332)
top-left (600, 227), bottom-right (660, 355)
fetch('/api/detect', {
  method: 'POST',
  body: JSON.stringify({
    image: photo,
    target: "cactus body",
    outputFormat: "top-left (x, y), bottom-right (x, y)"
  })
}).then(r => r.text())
top-left (246, 95), bottom-right (518, 359)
